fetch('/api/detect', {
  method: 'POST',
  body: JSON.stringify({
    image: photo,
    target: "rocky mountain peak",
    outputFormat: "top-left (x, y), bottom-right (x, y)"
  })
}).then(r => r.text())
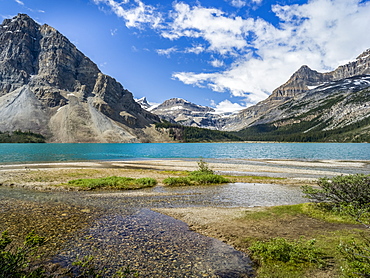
top-left (268, 49), bottom-right (370, 102)
top-left (356, 48), bottom-right (370, 60)
top-left (269, 65), bottom-right (330, 101)
top-left (136, 97), bottom-right (152, 110)
top-left (1, 13), bottom-right (37, 29)
top-left (0, 14), bottom-right (162, 143)
top-left (330, 48), bottom-right (370, 80)
top-left (154, 98), bottom-right (214, 113)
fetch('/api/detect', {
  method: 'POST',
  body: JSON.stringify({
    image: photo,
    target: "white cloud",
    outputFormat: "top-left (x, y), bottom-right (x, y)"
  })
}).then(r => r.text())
top-left (110, 28), bottom-right (118, 36)
top-left (225, 0), bottom-right (263, 8)
top-left (212, 99), bottom-right (246, 114)
top-left (95, 0), bottom-right (370, 106)
top-left (210, 59), bottom-right (225, 67)
top-left (14, 0), bottom-right (24, 6)
top-left (93, 0), bottom-right (162, 28)
top-left (156, 47), bottom-right (178, 57)
top-left (162, 3), bottom-right (251, 55)
top-left (172, 0), bottom-right (370, 104)
top-left (227, 0), bottom-right (247, 8)
top-left (185, 44), bottom-right (205, 54)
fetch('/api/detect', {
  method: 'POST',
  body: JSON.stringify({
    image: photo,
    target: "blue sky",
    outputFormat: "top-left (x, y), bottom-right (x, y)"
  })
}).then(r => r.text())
top-left (1, 0), bottom-right (370, 113)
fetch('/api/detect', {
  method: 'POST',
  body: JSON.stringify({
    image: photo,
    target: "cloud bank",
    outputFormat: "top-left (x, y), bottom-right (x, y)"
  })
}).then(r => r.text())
top-left (93, 0), bottom-right (370, 106)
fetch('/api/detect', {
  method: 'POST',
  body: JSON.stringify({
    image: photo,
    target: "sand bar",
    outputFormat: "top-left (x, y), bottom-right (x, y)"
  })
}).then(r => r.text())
top-left (1, 158), bottom-right (369, 179)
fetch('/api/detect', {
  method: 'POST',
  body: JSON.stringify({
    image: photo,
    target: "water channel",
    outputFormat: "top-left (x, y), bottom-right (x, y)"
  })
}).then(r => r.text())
top-left (0, 182), bottom-right (306, 277)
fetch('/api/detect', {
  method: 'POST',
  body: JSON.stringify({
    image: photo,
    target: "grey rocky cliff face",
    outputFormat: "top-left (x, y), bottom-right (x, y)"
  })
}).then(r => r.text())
top-left (269, 49), bottom-right (370, 101)
top-left (146, 49), bottom-right (370, 133)
top-left (0, 14), bottom-right (162, 142)
top-left (150, 98), bottom-right (222, 129)
top-left (220, 49), bottom-right (370, 132)
top-left (270, 65), bottom-right (332, 100)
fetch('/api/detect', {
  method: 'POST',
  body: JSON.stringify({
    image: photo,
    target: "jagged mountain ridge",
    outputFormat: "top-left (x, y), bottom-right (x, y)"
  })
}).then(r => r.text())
top-left (270, 49), bottom-right (370, 101)
top-left (1, 14), bottom-right (369, 142)
top-left (148, 98), bottom-right (226, 129)
top-left (138, 49), bottom-right (370, 141)
top-left (0, 14), bottom-right (168, 142)
top-left (234, 75), bottom-right (370, 142)
top-left (220, 49), bottom-right (370, 132)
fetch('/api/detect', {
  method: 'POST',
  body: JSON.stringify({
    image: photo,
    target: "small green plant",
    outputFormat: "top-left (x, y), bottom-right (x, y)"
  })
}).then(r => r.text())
top-left (189, 173), bottom-right (230, 184)
top-left (113, 265), bottom-right (139, 278)
top-left (195, 159), bottom-right (214, 174)
top-left (134, 177), bottom-right (157, 187)
top-left (0, 230), bottom-right (46, 278)
top-left (301, 174), bottom-right (370, 277)
top-left (339, 236), bottom-right (370, 277)
top-left (163, 174), bottom-right (230, 186)
top-left (68, 176), bottom-right (157, 190)
top-left (72, 255), bottom-right (104, 277)
top-left (302, 174), bottom-right (370, 209)
top-left (163, 159), bottom-right (229, 186)
top-left (163, 176), bottom-right (192, 186)
top-left (249, 237), bottom-right (326, 267)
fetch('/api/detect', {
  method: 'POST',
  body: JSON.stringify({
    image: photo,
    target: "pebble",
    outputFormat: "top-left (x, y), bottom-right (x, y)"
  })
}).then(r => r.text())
top-left (0, 182), bottom-right (304, 277)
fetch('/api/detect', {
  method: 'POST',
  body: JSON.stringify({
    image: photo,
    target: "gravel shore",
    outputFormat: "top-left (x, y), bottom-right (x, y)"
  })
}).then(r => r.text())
top-left (1, 158), bottom-right (368, 277)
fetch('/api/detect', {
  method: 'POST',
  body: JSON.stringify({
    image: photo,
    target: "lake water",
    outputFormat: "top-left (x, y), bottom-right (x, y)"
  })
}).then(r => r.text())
top-left (0, 142), bottom-right (369, 163)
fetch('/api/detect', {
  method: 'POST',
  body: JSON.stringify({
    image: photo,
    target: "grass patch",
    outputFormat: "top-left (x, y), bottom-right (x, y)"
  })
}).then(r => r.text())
top-left (163, 159), bottom-right (231, 186)
top-left (300, 203), bottom-right (361, 224)
top-left (162, 177), bottom-right (192, 186)
top-left (163, 173), bottom-right (230, 186)
top-left (249, 237), bottom-right (326, 277)
top-left (239, 201), bottom-right (369, 277)
top-left (242, 203), bottom-right (361, 224)
top-left (68, 176), bottom-right (157, 190)
top-left (236, 175), bottom-right (286, 181)
top-left (160, 170), bottom-right (189, 176)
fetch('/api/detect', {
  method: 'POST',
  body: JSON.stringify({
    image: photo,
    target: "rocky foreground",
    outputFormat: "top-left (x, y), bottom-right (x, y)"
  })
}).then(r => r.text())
top-left (1, 159), bottom-right (369, 277)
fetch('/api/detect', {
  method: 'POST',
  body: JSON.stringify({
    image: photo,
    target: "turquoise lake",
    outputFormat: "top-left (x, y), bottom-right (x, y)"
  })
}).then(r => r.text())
top-left (0, 143), bottom-right (369, 163)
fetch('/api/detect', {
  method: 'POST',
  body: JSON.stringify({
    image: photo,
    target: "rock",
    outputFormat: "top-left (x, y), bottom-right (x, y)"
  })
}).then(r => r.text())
top-left (149, 98), bottom-right (223, 129)
top-left (220, 49), bottom-right (370, 133)
top-left (0, 14), bottom-right (164, 143)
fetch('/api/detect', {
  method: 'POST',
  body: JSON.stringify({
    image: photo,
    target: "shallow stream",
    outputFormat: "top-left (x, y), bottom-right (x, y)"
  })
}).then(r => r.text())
top-left (0, 183), bottom-right (305, 277)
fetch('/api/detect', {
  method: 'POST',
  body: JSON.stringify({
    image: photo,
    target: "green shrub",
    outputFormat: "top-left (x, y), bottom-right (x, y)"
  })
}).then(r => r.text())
top-left (163, 160), bottom-right (229, 186)
top-left (68, 176), bottom-right (157, 190)
top-left (302, 174), bottom-right (370, 208)
top-left (302, 174), bottom-right (370, 277)
top-left (163, 177), bottom-right (192, 186)
top-left (190, 173), bottom-right (230, 185)
top-left (195, 159), bottom-right (214, 174)
top-left (163, 173), bottom-right (230, 186)
top-left (135, 177), bottom-right (157, 187)
top-left (339, 236), bottom-right (370, 277)
top-left (249, 237), bottom-right (325, 267)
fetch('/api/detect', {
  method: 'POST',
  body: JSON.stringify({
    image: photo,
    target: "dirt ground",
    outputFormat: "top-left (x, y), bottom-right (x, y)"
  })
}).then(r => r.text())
top-left (154, 206), bottom-right (367, 277)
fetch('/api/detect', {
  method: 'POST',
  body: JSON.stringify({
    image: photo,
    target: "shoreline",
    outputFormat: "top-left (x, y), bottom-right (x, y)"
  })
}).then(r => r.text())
top-left (1, 158), bottom-right (369, 177)
top-left (1, 158), bottom-right (368, 277)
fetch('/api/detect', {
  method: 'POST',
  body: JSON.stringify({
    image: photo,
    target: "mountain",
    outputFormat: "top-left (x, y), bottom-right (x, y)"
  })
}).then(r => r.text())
top-left (220, 49), bottom-right (370, 141)
top-left (0, 14), bottom-right (168, 143)
top-left (148, 98), bottom-right (225, 129)
top-left (135, 97), bottom-right (153, 110)
top-left (1, 14), bottom-right (369, 143)
top-left (270, 49), bottom-right (370, 101)
top-left (235, 75), bottom-right (370, 142)
top-left (148, 49), bottom-right (370, 142)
